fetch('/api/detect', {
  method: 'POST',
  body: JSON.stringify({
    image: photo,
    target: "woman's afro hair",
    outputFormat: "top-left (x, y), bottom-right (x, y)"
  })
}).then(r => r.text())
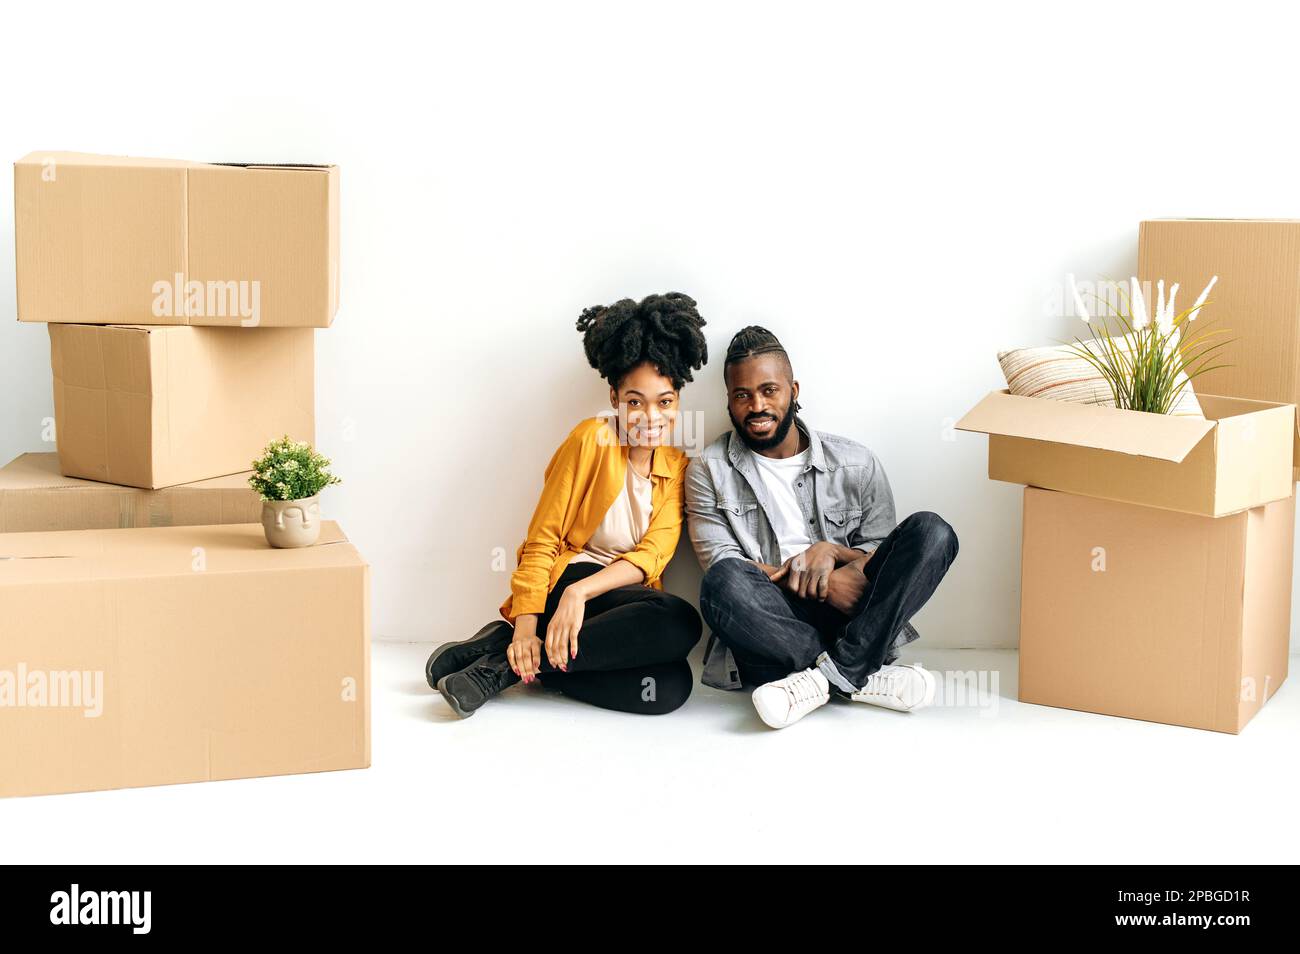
top-left (576, 292), bottom-right (708, 390)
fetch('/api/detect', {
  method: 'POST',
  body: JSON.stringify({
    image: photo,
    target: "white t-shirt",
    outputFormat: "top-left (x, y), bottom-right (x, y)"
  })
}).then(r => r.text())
top-left (750, 448), bottom-right (812, 564)
top-left (571, 462), bottom-right (654, 567)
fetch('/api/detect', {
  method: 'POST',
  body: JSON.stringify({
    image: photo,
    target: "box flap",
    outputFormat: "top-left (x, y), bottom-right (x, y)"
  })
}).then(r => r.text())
top-left (17, 152), bottom-right (337, 171)
top-left (16, 151), bottom-right (191, 170)
top-left (956, 390), bottom-right (1216, 463)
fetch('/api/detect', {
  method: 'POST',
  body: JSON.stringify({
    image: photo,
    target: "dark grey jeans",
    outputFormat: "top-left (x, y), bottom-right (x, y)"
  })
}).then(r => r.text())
top-left (699, 511), bottom-right (959, 689)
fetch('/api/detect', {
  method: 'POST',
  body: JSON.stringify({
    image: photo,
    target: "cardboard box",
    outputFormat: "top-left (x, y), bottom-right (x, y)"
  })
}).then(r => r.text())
top-left (1019, 488), bottom-right (1292, 733)
top-left (0, 521), bottom-right (370, 798)
top-left (15, 151), bottom-right (339, 328)
top-left (1139, 219), bottom-right (1300, 477)
top-left (0, 452), bottom-right (261, 532)
top-left (50, 323), bottom-right (314, 489)
top-left (956, 390), bottom-right (1294, 517)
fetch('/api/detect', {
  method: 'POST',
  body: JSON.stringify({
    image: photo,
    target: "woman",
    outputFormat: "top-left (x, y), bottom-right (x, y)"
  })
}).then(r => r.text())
top-left (426, 292), bottom-right (709, 717)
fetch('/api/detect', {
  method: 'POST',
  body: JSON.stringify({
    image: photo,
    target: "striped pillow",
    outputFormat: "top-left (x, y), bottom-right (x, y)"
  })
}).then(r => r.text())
top-left (997, 336), bottom-right (1204, 418)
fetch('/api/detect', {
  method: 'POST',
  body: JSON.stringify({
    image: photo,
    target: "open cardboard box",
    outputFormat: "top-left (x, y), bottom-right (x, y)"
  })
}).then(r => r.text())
top-left (1140, 219), bottom-right (1300, 479)
top-left (957, 390), bottom-right (1295, 517)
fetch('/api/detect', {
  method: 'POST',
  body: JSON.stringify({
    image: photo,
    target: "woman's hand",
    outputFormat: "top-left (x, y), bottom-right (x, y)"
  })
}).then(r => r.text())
top-left (545, 585), bottom-right (587, 669)
top-left (507, 614), bottom-right (543, 683)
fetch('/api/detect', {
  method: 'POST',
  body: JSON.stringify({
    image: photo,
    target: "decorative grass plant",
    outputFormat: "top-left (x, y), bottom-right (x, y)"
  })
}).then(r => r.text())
top-left (1067, 274), bottom-right (1230, 415)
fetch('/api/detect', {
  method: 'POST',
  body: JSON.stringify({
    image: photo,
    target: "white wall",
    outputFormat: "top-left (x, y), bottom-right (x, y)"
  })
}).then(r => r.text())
top-left (3, 0), bottom-right (1299, 649)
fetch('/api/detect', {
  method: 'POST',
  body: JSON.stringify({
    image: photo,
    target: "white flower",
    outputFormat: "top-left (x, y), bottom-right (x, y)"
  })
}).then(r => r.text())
top-left (1129, 276), bottom-right (1149, 329)
top-left (1155, 279), bottom-right (1180, 335)
top-left (1187, 275), bottom-right (1218, 320)
top-left (1068, 274), bottom-right (1092, 324)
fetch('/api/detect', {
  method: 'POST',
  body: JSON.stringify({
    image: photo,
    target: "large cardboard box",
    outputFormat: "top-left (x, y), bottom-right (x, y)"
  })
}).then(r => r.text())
top-left (1019, 488), bottom-right (1292, 733)
top-left (1139, 219), bottom-right (1300, 477)
top-left (15, 151), bottom-right (339, 328)
top-left (0, 521), bottom-right (370, 798)
top-left (50, 323), bottom-right (314, 489)
top-left (0, 452), bottom-right (261, 532)
top-left (957, 390), bottom-right (1294, 517)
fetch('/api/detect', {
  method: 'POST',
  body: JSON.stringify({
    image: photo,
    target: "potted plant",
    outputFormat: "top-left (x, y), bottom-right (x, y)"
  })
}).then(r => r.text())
top-left (249, 436), bottom-right (342, 548)
top-left (1067, 274), bottom-right (1229, 414)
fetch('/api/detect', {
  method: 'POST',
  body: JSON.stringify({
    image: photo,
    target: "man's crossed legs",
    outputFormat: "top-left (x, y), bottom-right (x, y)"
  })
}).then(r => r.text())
top-left (700, 511), bottom-right (959, 728)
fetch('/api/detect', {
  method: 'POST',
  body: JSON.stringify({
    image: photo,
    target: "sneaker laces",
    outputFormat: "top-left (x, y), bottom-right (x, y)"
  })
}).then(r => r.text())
top-left (783, 670), bottom-right (826, 710)
top-left (858, 667), bottom-right (906, 699)
top-left (464, 655), bottom-right (515, 695)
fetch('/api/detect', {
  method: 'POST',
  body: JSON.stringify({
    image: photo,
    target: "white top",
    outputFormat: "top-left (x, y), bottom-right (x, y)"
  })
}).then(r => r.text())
top-left (751, 447), bottom-right (812, 564)
top-left (571, 461), bottom-right (654, 567)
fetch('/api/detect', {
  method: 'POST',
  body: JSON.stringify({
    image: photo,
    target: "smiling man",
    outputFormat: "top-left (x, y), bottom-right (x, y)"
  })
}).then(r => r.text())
top-left (685, 326), bottom-right (959, 729)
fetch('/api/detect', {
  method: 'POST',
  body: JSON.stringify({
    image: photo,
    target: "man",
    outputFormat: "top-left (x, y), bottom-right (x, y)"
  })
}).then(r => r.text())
top-left (686, 326), bottom-right (958, 729)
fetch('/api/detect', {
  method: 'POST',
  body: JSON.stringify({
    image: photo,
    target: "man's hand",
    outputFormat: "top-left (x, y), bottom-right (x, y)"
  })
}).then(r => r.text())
top-left (770, 542), bottom-right (839, 601)
top-left (825, 564), bottom-right (868, 614)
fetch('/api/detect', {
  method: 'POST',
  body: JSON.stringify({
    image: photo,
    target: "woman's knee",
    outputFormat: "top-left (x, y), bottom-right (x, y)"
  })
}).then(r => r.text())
top-left (649, 591), bottom-right (703, 654)
top-left (639, 660), bottom-right (694, 715)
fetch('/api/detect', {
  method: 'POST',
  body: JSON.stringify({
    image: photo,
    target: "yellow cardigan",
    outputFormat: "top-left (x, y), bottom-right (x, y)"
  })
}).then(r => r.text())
top-left (499, 416), bottom-right (689, 623)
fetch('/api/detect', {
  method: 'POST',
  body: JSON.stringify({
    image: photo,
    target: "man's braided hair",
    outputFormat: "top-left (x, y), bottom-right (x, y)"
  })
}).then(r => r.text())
top-left (723, 325), bottom-right (799, 413)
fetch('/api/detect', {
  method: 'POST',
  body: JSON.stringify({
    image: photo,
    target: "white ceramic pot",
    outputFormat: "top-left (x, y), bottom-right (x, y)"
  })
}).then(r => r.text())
top-left (261, 495), bottom-right (322, 548)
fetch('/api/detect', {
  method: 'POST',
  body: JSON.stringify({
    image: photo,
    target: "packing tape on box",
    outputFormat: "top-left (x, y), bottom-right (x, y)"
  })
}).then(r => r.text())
top-left (117, 493), bottom-right (174, 529)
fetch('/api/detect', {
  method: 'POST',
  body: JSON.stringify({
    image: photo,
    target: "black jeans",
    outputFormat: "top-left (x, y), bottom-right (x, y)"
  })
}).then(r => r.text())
top-left (532, 562), bottom-right (702, 714)
top-left (699, 511), bottom-right (958, 689)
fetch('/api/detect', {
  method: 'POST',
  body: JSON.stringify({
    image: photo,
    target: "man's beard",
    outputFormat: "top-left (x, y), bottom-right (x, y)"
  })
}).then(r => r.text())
top-left (730, 400), bottom-right (798, 452)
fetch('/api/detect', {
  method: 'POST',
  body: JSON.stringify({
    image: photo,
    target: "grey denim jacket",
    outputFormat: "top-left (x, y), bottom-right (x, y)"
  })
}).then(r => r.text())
top-left (685, 417), bottom-right (918, 689)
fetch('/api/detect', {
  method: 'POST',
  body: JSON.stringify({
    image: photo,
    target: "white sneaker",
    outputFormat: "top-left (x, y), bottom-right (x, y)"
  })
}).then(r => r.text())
top-left (850, 662), bottom-right (936, 712)
top-left (752, 669), bottom-right (830, 729)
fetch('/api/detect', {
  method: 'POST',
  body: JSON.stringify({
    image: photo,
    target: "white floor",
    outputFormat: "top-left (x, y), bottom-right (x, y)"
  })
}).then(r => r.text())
top-left (6, 643), bottom-right (1298, 864)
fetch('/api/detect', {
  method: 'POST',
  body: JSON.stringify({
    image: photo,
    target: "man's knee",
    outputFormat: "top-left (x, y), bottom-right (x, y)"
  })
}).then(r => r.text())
top-left (701, 558), bottom-right (764, 603)
top-left (901, 511), bottom-right (959, 562)
top-left (699, 558), bottom-right (766, 629)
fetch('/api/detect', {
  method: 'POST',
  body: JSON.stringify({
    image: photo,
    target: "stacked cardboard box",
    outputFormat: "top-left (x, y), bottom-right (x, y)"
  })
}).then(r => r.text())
top-left (0, 523), bottom-right (370, 798)
top-left (2, 152), bottom-right (369, 797)
top-left (0, 452), bottom-right (261, 532)
top-left (15, 151), bottom-right (335, 488)
top-left (959, 230), bottom-right (1299, 733)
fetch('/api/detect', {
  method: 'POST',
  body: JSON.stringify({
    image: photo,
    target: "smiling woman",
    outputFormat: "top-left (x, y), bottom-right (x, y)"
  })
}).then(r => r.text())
top-left (425, 293), bottom-right (710, 719)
